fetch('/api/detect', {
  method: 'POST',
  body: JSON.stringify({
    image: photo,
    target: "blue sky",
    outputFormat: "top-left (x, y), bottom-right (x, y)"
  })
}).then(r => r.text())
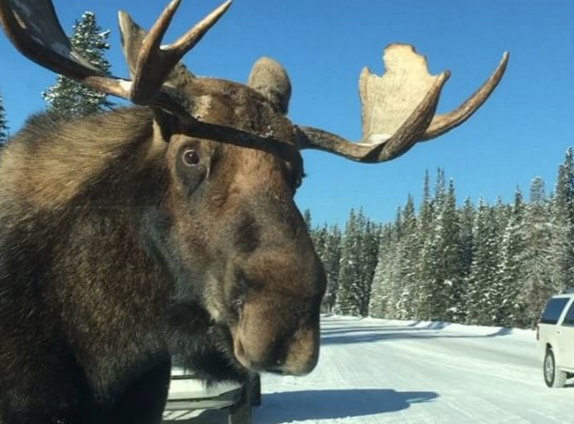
top-left (1, 0), bottom-right (573, 226)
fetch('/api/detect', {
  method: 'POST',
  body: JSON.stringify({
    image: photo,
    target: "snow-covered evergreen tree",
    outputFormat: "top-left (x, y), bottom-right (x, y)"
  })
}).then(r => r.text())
top-left (459, 197), bottom-right (475, 272)
top-left (412, 172), bottom-right (435, 318)
top-left (431, 180), bottom-right (464, 321)
top-left (496, 188), bottom-right (525, 326)
top-left (335, 209), bottom-right (375, 316)
top-left (466, 198), bottom-right (501, 325)
top-left (419, 170), bottom-right (434, 236)
top-left (321, 225), bottom-right (342, 312)
top-left (335, 209), bottom-right (360, 315)
top-left (555, 148), bottom-right (574, 219)
top-left (415, 170), bottom-right (463, 321)
top-left (42, 12), bottom-right (112, 117)
top-left (514, 177), bottom-right (554, 328)
top-left (359, 220), bottom-right (379, 315)
top-left (395, 197), bottom-right (420, 318)
top-left (369, 224), bottom-right (403, 318)
top-left (416, 234), bottom-right (438, 320)
top-left (303, 209), bottom-right (313, 232)
top-left (433, 168), bottom-right (447, 208)
top-left (0, 91), bottom-right (8, 143)
top-left (456, 197), bottom-right (475, 319)
top-left (549, 149), bottom-right (574, 294)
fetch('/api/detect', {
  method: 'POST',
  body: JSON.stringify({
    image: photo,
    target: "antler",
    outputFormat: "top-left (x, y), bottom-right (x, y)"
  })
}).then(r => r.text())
top-left (0, 0), bottom-right (508, 160)
top-left (297, 44), bottom-right (509, 163)
top-left (0, 0), bottom-right (230, 108)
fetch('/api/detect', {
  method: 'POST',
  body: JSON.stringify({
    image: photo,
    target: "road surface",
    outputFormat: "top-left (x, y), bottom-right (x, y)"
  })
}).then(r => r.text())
top-left (165, 315), bottom-right (572, 423)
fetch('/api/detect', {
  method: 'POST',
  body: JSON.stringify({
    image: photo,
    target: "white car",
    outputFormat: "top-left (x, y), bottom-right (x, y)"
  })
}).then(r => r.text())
top-left (537, 290), bottom-right (574, 388)
top-left (164, 366), bottom-right (260, 424)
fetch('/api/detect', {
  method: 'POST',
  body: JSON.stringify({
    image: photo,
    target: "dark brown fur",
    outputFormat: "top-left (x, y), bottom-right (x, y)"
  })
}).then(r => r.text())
top-left (0, 70), bottom-right (326, 424)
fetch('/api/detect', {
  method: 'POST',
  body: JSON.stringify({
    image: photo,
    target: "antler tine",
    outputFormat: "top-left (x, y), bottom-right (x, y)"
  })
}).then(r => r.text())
top-left (0, 0), bottom-right (131, 100)
top-left (129, 0), bottom-right (232, 104)
top-left (0, 0), bottom-right (231, 111)
top-left (422, 52), bottom-right (509, 140)
top-left (298, 45), bottom-right (508, 163)
top-left (170, 1), bottom-right (232, 57)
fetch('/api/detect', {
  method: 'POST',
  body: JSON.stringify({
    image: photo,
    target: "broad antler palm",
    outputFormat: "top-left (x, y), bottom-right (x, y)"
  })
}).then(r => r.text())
top-left (298, 44), bottom-right (508, 162)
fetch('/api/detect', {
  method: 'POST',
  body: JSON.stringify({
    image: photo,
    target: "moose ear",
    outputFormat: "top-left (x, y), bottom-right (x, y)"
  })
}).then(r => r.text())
top-left (118, 11), bottom-right (195, 88)
top-left (247, 57), bottom-right (292, 115)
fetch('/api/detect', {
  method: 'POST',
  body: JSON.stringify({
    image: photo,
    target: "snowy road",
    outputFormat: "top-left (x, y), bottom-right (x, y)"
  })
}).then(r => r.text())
top-left (165, 315), bottom-right (572, 424)
top-left (254, 316), bottom-right (572, 424)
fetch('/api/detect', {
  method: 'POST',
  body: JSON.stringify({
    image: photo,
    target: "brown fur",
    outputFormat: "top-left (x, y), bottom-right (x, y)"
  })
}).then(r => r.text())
top-left (0, 73), bottom-right (326, 424)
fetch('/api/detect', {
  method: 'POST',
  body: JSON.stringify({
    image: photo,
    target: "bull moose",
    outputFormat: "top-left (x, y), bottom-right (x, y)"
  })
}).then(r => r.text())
top-left (0, 0), bottom-right (508, 423)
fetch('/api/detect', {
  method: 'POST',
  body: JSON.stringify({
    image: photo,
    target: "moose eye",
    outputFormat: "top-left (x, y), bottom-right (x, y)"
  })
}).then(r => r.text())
top-left (182, 148), bottom-right (200, 166)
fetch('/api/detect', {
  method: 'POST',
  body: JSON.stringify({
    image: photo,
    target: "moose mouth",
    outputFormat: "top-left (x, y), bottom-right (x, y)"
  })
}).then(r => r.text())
top-left (166, 301), bottom-right (245, 379)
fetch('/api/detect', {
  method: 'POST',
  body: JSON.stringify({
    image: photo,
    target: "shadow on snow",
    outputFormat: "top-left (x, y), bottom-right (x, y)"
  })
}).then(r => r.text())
top-left (320, 323), bottom-right (518, 345)
top-left (253, 388), bottom-right (439, 424)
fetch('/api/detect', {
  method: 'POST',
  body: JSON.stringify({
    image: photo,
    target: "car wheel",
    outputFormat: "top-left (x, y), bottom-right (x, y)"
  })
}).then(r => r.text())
top-left (544, 348), bottom-right (567, 388)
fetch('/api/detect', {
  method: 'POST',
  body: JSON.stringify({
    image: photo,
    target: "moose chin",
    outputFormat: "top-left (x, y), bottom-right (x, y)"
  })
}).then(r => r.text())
top-left (0, 0), bottom-right (508, 423)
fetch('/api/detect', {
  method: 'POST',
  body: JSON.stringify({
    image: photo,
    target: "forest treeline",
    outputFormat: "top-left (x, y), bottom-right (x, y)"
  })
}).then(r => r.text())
top-left (307, 149), bottom-right (574, 329)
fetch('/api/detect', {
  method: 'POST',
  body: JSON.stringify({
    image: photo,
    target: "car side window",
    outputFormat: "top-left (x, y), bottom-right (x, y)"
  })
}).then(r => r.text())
top-left (540, 298), bottom-right (569, 325)
top-left (562, 301), bottom-right (574, 327)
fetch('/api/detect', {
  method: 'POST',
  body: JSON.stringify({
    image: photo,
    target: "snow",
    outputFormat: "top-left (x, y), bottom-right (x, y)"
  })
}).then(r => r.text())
top-left (164, 315), bottom-right (572, 424)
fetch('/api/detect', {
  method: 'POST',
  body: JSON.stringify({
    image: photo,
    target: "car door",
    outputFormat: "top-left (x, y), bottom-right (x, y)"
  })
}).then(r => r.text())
top-left (558, 299), bottom-right (574, 370)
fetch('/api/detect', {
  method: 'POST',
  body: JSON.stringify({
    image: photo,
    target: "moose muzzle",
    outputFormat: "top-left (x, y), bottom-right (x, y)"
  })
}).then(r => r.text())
top-left (232, 299), bottom-right (321, 375)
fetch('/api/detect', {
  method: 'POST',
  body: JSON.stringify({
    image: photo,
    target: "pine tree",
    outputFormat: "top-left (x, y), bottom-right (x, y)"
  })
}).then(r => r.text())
top-left (0, 91), bottom-right (8, 143)
top-left (459, 198), bottom-right (475, 270)
top-left (496, 188), bottom-right (525, 326)
top-left (515, 177), bottom-right (554, 328)
top-left (335, 209), bottom-right (375, 316)
top-left (359, 219), bottom-right (379, 315)
top-left (555, 148), bottom-right (574, 222)
top-left (458, 197), bottom-right (475, 317)
top-left (466, 198), bottom-right (501, 325)
top-left (395, 196), bottom-right (419, 318)
top-left (529, 176), bottom-right (547, 204)
top-left (303, 209), bottom-right (313, 232)
top-left (414, 169), bottom-right (462, 321)
top-left (493, 196), bottom-right (512, 236)
top-left (550, 149), bottom-right (574, 294)
top-left (369, 224), bottom-right (402, 318)
top-left (419, 170), bottom-right (434, 236)
top-left (433, 168), bottom-right (446, 208)
top-left (412, 171), bottom-right (434, 318)
top-left (43, 12), bottom-right (113, 117)
top-left (335, 209), bottom-right (359, 315)
top-left (320, 225), bottom-right (342, 312)
top-left (431, 180), bottom-right (464, 321)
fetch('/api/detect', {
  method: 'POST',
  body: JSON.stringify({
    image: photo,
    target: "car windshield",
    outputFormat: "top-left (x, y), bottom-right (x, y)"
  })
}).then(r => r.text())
top-left (540, 298), bottom-right (570, 324)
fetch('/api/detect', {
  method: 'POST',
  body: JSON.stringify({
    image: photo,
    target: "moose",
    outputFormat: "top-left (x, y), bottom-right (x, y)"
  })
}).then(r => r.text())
top-left (0, 0), bottom-right (508, 423)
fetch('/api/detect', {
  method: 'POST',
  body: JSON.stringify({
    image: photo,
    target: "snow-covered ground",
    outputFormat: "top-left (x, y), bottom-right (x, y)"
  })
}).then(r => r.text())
top-left (165, 315), bottom-right (572, 424)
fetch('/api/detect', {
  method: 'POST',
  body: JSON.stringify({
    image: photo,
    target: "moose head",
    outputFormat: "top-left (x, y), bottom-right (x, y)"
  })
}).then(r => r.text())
top-left (0, 0), bottom-right (507, 382)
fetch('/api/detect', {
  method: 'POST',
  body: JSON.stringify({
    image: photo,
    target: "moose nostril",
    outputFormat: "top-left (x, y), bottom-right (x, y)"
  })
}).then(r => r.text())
top-left (233, 333), bottom-right (288, 373)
